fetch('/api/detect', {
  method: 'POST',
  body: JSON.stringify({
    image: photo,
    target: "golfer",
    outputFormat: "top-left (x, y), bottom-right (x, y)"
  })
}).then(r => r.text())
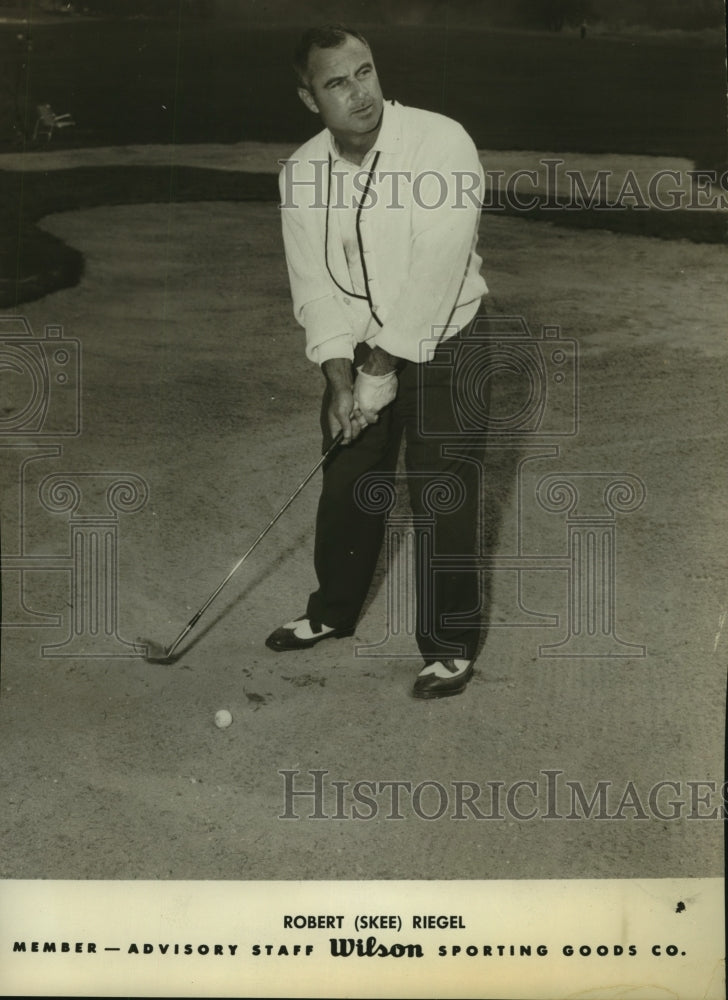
top-left (267, 24), bottom-right (489, 699)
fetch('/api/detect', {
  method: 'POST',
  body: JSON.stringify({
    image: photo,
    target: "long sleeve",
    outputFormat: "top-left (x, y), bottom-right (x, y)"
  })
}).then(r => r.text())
top-left (277, 105), bottom-right (487, 368)
top-left (278, 164), bottom-right (358, 365)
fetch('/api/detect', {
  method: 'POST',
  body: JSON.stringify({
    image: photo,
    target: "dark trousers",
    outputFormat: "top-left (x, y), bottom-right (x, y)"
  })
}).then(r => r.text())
top-left (306, 317), bottom-right (488, 660)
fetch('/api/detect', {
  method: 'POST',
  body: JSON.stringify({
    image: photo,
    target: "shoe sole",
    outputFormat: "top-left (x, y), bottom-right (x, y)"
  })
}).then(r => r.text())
top-left (412, 683), bottom-right (469, 700)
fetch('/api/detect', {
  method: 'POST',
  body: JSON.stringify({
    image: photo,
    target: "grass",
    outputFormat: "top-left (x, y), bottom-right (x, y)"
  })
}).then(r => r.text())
top-left (0, 19), bottom-right (725, 305)
top-left (1, 20), bottom-right (724, 162)
top-left (0, 166), bottom-right (279, 306)
top-left (1, 164), bottom-right (724, 309)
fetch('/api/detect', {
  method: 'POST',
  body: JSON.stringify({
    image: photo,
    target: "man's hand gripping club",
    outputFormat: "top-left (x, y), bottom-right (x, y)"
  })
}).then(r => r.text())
top-left (323, 347), bottom-right (399, 444)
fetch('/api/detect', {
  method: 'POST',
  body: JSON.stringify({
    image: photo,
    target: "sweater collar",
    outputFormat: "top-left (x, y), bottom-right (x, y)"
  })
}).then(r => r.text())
top-left (328, 99), bottom-right (401, 163)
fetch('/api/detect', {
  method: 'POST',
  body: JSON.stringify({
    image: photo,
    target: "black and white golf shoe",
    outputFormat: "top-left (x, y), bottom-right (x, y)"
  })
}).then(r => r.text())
top-left (265, 616), bottom-right (354, 652)
top-left (412, 658), bottom-right (474, 699)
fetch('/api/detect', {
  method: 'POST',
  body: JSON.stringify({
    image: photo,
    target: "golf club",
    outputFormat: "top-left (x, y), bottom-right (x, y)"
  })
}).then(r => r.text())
top-left (137, 430), bottom-right (343, 663)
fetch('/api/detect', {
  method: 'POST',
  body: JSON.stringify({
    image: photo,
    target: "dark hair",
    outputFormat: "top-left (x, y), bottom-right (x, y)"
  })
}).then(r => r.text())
top-left (293, 24), bottom-right (370, 90)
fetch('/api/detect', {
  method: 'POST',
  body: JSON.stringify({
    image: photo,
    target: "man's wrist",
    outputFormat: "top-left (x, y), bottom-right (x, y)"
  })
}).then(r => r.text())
top-left (362, 345), bottom-right (400, 376)
top-left (322, 357), bottom-right (354, 392)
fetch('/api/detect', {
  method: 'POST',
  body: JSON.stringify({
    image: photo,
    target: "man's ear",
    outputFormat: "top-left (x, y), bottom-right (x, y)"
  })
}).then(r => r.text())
top-left (297, 86), bottom-right (319, 115)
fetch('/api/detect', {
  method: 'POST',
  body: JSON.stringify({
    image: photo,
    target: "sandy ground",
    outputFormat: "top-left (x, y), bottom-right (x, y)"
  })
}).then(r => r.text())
top-left (0, 148), bottom-right (726, 883)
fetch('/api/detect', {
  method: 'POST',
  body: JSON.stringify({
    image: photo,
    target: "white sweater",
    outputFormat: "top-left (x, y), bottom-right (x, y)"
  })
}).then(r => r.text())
top-left (278, 100), bottom-right (488, 365)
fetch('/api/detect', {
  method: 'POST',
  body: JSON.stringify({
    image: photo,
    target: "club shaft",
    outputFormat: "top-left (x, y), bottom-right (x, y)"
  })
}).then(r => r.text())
top-left (164, 432), bottom-right (342, 658)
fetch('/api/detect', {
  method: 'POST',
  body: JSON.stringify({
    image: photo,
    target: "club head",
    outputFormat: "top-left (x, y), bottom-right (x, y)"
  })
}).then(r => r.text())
top-left (135, 636), bottom-right (177, 665)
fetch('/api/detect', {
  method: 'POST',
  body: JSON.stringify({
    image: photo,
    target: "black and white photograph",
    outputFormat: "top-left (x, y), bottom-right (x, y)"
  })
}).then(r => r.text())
top-left (0, 1), bottom-right (726, 997)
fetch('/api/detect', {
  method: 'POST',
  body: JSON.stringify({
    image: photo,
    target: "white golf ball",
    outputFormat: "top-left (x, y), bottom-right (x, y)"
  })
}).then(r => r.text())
top-left (214, 709), bottom-right (233, 729)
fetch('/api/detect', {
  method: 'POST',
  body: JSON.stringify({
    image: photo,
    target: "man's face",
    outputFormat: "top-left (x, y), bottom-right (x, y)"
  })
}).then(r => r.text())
top-left (298, 35), bottom-right (384, 144)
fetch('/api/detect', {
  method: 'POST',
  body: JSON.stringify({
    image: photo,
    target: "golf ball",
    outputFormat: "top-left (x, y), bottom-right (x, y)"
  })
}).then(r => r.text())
top-left (214, 709), bottom-right (233, 729)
